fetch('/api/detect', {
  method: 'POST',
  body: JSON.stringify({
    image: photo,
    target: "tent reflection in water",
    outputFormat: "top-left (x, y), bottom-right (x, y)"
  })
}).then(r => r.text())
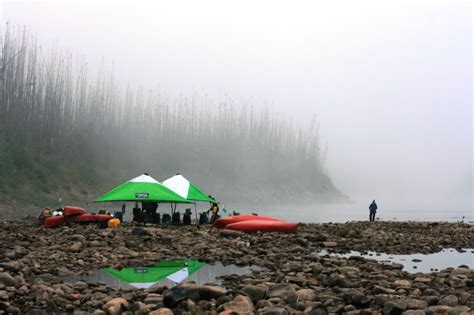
top-left (103, 260), bottom-right (207, 289)
top-left (162, 173), bottom-right (217, 221)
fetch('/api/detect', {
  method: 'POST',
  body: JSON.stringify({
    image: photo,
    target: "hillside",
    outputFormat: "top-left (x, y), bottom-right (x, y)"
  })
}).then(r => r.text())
top-left (0, 25), bottom-right (345, 217)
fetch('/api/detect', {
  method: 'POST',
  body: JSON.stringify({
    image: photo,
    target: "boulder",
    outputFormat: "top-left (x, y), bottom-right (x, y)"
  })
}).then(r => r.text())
top-left (258, 306), bottom-right (290, 315)
top-left (69, 242), bottom-right (84, 253)
top-left (220, 295), bottom-right (253, 314)
top-left (186, 284), bottom-right (226, 301)
top-left (401, 311), bottom-right (425, 315)
top-left (149, 308), bottom-right (173, 315)
top-left (394, 280), bottom-right (412, 287)
top-left (383, 299), bottom-right (408, 315)
top-left (267, 283), bottom-right (295, 299)
top-left (0, 273), bottom-right (18, 287)
top-left (295, 289), bottom-right (316, 302)
top-left (163, 287), bottom-right (188, 307)
top-left (242, 284), bottom-right (268, 302)
top-left (131, 227), bottom-right (149, 236)
top-left (438, 295), bottom-right (458, 307)
top-left (406, 298), bottom-right (427, 310)
top-left (451, 268), bottom-right (471, 276)
top-left (219, 230), bottom-right (244, 238)
top-left (427, 305), bottom-right (453, 313)
top-left (143, 293), bottom-right (162, 305)
top-left (414, 277), bottom-right (431, 284)
top-left (102, 297), bottom-right (129, 315)
top-left (343, 290), bottom-right (370, 308)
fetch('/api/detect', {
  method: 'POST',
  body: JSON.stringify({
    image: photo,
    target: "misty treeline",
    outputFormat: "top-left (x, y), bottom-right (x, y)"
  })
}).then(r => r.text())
top-left (0, 25), bottom-right (342, 204)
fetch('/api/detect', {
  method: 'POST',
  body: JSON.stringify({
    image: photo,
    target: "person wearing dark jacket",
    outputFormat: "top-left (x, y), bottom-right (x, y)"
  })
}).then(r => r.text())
top-left (369, 200), bottom-right (378, 221)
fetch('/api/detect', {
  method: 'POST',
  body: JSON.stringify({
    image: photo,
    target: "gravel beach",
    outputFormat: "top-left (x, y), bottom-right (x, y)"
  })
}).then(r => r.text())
top-left (0, 220), bottom-right (472, 314)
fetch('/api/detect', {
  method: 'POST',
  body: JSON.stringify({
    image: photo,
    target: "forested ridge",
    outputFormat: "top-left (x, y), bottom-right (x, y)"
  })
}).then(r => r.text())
top-left (0, 25), bottom-right (344, 210)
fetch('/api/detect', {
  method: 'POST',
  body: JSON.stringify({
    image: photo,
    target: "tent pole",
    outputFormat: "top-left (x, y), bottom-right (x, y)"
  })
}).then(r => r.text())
top-left (194, 202), bottom-right (198, 224)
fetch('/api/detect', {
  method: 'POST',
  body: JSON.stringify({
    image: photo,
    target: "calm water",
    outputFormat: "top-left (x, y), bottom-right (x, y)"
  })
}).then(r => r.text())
top-left (221, 202), bottom-right (473, 224)
top-left (317, 248), bottom-right (474, 273)
top-left (64, 262), bottom-right (258, 289)
top-left (69, 200), bottom-right (472, 224)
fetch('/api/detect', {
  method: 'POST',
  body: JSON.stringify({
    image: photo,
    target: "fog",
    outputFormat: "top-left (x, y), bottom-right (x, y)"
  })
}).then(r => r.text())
top-left (1, 1), bottom-right (472, 215)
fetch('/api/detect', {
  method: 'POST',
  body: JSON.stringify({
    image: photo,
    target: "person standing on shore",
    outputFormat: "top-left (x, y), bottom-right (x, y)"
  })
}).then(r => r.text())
top-left (369, 200), bottom-right (378, 221)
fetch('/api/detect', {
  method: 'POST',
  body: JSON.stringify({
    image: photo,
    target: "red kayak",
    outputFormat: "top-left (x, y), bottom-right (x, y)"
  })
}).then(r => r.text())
top-left (225, 220), bottom-right (298, 233)
top-left (68, 213), bottom-right (112, 223)
top-left (63, 206), bottom-right (87, 217)
top-left (213, 214), bottom-right (281, 229)
top-left (44, 213), bottom-right (112, 228)
top-left (44, 215), bottom-right (67, 228)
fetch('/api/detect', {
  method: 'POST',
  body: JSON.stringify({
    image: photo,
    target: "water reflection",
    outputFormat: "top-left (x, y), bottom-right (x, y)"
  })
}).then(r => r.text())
top-left (317, 248), bottom-right (473, 273)
top-left (64, 262), bottom-right (258, 290)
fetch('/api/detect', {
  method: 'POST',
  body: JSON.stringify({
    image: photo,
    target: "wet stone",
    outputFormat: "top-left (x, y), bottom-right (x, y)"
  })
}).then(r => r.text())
top-left (259, 306), bottom-right (289, 315)
top-left (267, 283), bottom-right (295, 299)
top-left (242, 284), bottom-right (268, 302)
top-left (163, 287), bottom-right (188, 308)
top-left (383, 299), bottom-right (408, 315)
top-left (0, 273), bottom-right (18, 288)
top-left (438, 294), bottom-right (458, 307)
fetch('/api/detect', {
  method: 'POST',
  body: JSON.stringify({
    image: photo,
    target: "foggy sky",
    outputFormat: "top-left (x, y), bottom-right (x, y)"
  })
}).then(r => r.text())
top-left (1, 1), bottom-right (472, 214)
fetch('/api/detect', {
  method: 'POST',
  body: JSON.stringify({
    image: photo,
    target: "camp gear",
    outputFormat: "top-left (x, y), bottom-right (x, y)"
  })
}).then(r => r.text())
top-left (108, 218), bottom-right (120, 228)
top-left (113, 212), bottom-right (123, 222)
top-left (133, 208), bottom-right (144, 223)
top-left (172, 211), bottom-right (181, 225)
top-left (183, 212), bottom-right (191, 225)
top-left (132, 227), bottom-right (148, 236)
top-left (199, 212), bottom-right (208, 225)
top-left (210, 213), bottom-right (220, 224)
top-left (225, 220), bottom-right (298, 233)
top-left (162, 214), bottom-right (171, 224)
top-left (95, 174), bottom-right (188, 203)
top-left (213, 214), bottom-right (281, 229)
top-left (38, 208), bottom-right (52, 224)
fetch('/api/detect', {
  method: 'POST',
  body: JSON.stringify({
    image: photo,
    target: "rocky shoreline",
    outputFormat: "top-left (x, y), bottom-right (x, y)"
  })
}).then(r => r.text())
top-left (0, 220), bottom-right (472, 314)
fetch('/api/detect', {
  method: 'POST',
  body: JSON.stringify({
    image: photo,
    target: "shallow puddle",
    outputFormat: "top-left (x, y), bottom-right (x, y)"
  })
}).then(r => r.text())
top-left (317, 248), bottom-right (473, 273)
top-left (64, 261), bottom-right (258, 290)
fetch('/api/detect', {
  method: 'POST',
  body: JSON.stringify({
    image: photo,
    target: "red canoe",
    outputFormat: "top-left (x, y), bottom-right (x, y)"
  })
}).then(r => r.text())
top-left (68, 213), bottom-right (112, 223)
top-left (44, 215), bottom-right (67, 228)
top-left (225, 220), bottom-right (298, 233)
top-left (44, 213), bottom-right (112, 228)
top-left (213, 214), bottom-right (281, 229)
top-left (63, 206), bottom-right (87, 217)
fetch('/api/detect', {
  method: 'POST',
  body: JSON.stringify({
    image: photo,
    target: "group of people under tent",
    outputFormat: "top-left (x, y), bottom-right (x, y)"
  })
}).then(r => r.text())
top-left (127, 197), bottom-right (221, 225)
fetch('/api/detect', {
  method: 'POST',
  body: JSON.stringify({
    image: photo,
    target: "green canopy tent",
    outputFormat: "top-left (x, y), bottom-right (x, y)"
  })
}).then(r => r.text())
top-left (162, 174), bottom-right (216, 221)
top-left (95, 173), bottom-right (189, 203)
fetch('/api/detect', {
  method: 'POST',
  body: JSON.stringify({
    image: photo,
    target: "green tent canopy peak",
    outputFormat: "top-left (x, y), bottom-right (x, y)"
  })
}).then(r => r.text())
top-left (162, 174), bottom-right (216, 203)
top-left (95, 174), bottom-right (189, 203)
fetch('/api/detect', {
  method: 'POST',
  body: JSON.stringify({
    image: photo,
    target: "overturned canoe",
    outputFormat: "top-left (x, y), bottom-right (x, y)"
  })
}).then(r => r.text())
top-left (63, 206), bottom-right (87, 217)
top-left (225, 220), bottom-right (298, 233)
top-left (44, 215), bottom-right (66, 228)
top-left (68, 213), bottom-right (112, 223)
top-left (213, 214), bottom-right (281, 229)
top-left (44, 213), bottom-right (112, 228)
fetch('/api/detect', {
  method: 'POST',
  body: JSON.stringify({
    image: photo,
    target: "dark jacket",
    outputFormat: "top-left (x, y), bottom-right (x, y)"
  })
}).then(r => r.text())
top-left (369, 202), bottom-right (378, 212)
